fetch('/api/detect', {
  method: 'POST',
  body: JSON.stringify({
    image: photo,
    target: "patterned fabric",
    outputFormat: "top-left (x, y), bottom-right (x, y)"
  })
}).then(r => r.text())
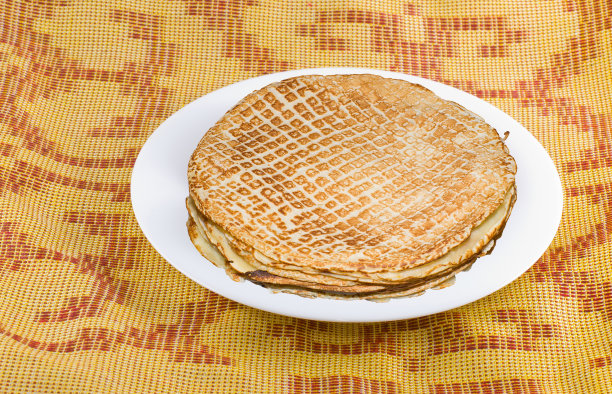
top-left (0, 0), bottom-right (610, 392)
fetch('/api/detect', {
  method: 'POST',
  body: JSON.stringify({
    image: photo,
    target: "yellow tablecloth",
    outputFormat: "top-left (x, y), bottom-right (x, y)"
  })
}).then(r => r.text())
top-left (1, 0), bottom-right (611, 392)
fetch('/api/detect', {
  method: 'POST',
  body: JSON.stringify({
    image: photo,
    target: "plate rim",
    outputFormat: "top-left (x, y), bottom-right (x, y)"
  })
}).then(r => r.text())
top-left (131, 67), bottom-right (564, 322)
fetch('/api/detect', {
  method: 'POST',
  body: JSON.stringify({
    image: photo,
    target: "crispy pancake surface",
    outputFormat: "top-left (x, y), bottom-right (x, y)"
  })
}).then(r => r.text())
top-left (188, 74), bottom-right (516, 276)
top-left (187, 74), bottom-right (518, 299)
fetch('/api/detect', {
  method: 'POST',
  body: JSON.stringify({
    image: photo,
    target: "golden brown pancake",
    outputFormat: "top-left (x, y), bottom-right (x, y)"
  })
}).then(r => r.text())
top-left (186, 74), bottom-right (517, 299)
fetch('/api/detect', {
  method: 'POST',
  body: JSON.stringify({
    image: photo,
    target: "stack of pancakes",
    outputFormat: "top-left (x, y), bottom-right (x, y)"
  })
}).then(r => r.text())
top-left (186, 74), bottom-right (517, 300)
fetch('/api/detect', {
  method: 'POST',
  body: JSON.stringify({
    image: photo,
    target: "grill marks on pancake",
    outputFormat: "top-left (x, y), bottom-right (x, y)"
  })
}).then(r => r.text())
top-left (187, 74), bottom-right (517, 298)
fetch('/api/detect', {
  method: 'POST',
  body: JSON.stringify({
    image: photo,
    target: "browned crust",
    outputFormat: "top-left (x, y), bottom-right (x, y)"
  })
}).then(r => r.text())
top-left (257, 257), bottom-right (478, 300)
top-left (188, 74), bottom-right (517, 273)
top-left (243, 270), bottom-right (387, 293)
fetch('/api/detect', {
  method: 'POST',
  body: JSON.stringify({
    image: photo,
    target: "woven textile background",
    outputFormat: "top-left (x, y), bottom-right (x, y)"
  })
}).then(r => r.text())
top-left (1, 0), bottom-right (611, 392)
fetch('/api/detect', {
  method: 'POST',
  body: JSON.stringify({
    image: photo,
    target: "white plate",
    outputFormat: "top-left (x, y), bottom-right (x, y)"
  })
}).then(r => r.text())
top-left (131, 68), bottom-right (563, 322)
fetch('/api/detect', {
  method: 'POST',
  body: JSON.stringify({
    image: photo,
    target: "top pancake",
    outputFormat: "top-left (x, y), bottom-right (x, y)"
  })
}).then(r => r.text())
top-left (188, 74), bottom-right (516, 273)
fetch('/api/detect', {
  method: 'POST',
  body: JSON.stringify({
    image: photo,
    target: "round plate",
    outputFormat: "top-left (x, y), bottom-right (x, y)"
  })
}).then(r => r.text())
top-left (131, 68), bottom-right (563, 322)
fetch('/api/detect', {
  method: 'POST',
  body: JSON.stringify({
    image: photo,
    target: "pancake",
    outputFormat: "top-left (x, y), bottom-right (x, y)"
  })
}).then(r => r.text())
top-left (186, 74), bottom-right (517, 299)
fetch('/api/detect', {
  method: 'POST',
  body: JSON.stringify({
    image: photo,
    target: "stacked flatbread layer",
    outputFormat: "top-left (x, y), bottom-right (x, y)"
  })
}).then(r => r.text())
top-left (186, 74), bottom-right (517, 300)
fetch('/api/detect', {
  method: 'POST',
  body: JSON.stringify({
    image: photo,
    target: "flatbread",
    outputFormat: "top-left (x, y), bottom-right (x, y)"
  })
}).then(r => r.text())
top-left (186, 74), bottom-right (517, 299)
top-left (188, 74), bottom-right (516, 273)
